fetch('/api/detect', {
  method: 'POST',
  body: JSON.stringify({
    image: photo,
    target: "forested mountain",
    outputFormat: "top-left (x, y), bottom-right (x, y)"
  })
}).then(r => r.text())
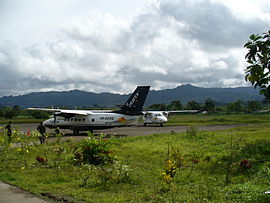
top-left (0, 85), bottom-right (264, 108)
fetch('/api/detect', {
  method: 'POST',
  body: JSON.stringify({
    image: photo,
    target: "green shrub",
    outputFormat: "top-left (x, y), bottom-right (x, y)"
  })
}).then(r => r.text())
top-left (74, 133), bottom-right (115, 166)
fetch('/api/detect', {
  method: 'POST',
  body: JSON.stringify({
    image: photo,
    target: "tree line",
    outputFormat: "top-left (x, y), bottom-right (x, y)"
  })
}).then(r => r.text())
top-left (0, 106), bottom-right (50, 119)
top-left (0, 99), bottom-right (266, 119)
top-left (147, 99), bottom-right (264, 114)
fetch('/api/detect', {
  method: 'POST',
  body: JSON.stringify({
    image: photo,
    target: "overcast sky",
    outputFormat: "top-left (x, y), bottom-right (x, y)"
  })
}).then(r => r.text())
top-left (0, 0), bottom-right (269, 96)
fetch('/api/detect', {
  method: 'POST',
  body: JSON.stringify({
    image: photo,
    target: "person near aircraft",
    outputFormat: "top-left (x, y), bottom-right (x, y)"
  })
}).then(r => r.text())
top-left (5, 121), bottom-right (12, 139)
top-left (37, 122), bottom-right (46, 144)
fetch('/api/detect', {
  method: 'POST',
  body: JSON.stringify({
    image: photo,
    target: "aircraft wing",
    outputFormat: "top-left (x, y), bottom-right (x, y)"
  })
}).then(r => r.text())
top-left (143, 110), bottom-right (200, 117)
top-left (167, 110), bottom-right (200, 114)
top-left (143, 110), bottom-right (200, 114)
top-left (27, 108), bottom-right (93, 116)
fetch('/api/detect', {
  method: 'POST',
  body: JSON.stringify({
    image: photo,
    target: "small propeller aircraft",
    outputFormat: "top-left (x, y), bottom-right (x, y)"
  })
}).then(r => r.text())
top-left (28, 86), bottom-right (150, 135)
top-left (142, 110), bottom-right (200, 126)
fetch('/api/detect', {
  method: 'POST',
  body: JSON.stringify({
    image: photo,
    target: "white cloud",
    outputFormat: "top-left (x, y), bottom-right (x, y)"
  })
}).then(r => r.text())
top-left (0, 0), bottom-right (269, 96)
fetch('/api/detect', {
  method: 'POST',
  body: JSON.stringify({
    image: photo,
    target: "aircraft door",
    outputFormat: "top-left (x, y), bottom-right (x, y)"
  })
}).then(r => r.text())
top-left (146, 113), bottom-right (153, 123)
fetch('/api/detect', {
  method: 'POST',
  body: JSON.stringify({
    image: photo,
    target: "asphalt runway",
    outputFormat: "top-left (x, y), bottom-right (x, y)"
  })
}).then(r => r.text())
top-left (0, 123), bottom-right (241, 137)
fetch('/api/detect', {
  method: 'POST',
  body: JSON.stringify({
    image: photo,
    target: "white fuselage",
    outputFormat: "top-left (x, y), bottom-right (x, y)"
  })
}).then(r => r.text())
top-left (143, 112), bottom-right (168, 125)
top-left (43, 113), bottom-right (139, 131)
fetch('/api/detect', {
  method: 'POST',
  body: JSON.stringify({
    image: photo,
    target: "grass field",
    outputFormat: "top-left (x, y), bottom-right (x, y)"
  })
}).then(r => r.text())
top-left (0, 114), bottom-right (270, 202)
top-left (167, 113), bottom-right (270, 125)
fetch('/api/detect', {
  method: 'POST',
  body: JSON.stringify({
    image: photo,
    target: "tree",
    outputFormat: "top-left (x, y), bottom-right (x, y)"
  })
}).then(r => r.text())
top-left (2, 106), bottom-right (18, 119)
top-left (227, 100), bottom-right (243, 113)
top-left (148, 103), bottom-right (167, 111)
top-left (168, 100), bottom-right (182, 110)
top-left (0, 107), bottom-right (3, 117)
top-left (244, 30), bottom-right (270, 99)
top-left (246, 100), bottom-right (262, 113)
top-left (204, 98), bottom-right (215, 113)
top-left (186, 100), bottom-right (201, 110)
top-left (29, 111), bottom-right (50, 119)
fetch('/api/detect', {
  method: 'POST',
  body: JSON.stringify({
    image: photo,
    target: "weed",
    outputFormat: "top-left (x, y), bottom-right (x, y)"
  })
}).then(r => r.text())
top-left (186, 126), bottom-right (198, 139)
top-left (161, 144), bottom-right (181, 191)
top-left (77, 164), bottom-right (96, 187)
top-left (162, 159), bottom-right (177, 185)
top-left (223, 133), bottom-right (246, 185)
top-left (171, 149), bottom-right (184, 168)
top-left (53, 147), bottom-right (66, 176)
top-left (55, 131), bottom-right (63, 144)
top-left (113, 161), bottom-right (131, 183)
top-left (239, 159), bottom-right (252, 170)
top-left (93, 161), bottom-right (131, 183)
top-left (36, 156), bottom-right (48, 165)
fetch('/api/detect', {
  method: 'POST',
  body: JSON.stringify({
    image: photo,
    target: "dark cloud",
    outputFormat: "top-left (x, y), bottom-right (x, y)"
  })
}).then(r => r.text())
top-left (0, 0), bottom-right (269, 97)
top-left (159, 0), bottom-right (268, 50)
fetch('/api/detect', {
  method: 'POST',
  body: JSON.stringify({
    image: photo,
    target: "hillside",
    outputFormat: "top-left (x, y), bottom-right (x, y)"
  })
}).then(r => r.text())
top-left (0, 85), bottom-right (264, 108)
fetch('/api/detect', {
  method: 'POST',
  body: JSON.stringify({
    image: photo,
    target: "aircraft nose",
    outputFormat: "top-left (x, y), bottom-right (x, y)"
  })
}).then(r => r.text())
top-left (159, 116), bottom-right (167, 123)
top-left (43, 119), bottom-right (53, 127)
top-left (163, 117), bottom-right (168, 122)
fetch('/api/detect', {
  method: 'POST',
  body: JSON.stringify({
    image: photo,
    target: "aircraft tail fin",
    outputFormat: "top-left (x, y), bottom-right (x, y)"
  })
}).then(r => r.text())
top-left (116, 86), bottom-right (150, 115)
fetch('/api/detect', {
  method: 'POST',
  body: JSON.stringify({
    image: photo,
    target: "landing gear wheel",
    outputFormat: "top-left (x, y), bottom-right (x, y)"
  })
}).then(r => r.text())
top-left (160, 123), bottom-right (163, 127)
top-left (55, 128), bottom-right (60, 135)
top-left (73, 130), bottom-right (79, 136)
top-left (144, 123), bottom-right (147, 126)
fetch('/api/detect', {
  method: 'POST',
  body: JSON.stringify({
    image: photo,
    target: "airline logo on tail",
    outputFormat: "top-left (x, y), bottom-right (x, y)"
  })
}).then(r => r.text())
top-left (116, 86), bottom-right (150, 116)
top-left (127, 92), bottom-right (139, 108)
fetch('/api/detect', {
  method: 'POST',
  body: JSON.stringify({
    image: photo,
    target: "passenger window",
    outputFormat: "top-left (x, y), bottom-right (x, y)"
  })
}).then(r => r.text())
top-left (78, 119), bottom-right (81, 122)
top-left (75, 118), bottom-right (77, 121)
top-left (83, 118), bottom-right (85, 121)
top-left (92, 118), bottom-right (95, 122)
